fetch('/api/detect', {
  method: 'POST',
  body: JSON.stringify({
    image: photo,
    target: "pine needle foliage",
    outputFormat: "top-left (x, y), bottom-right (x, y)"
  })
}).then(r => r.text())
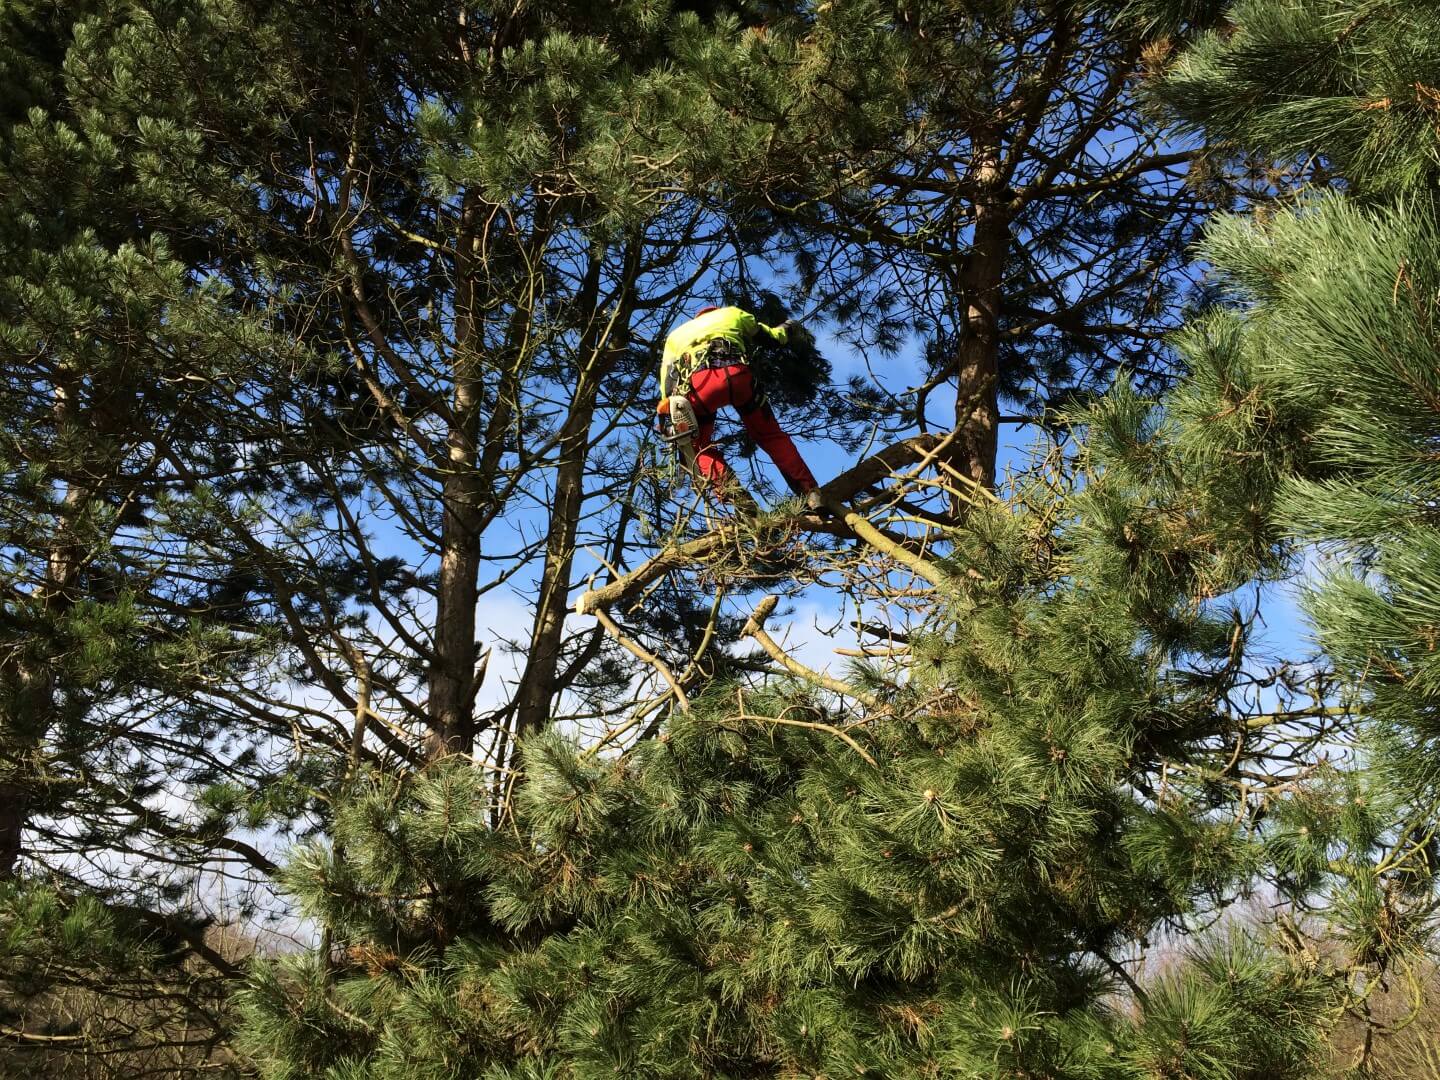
top-left (1161, 0), bottom-right (1440, 197)
top-left (1147, 0), bottom-right (1440, 1063)
top-left (240, 407), bottom-right (1347, 1077)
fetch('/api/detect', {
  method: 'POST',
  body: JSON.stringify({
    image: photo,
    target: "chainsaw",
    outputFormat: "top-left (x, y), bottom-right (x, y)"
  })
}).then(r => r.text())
top-left (659, 394), bottom-right (701, 470)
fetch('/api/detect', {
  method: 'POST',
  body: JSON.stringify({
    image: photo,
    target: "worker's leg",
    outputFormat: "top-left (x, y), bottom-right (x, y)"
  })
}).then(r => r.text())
top-left (686, 369), bottom-right (734, 491)
top-left (690, 414), bottom-right (730, 488)
top-left (731, 369), bottom-right (818, 494)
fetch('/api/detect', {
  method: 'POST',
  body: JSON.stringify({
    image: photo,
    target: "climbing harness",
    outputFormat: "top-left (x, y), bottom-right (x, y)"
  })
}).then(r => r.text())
top-left (674, 338), bottom-right (747, 396)
top-left (654, 306), bottom-right (816, 513)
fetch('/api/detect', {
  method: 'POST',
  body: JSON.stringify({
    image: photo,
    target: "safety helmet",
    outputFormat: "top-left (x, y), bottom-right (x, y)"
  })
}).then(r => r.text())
top-left (695, 304), bottom-right (720, 316)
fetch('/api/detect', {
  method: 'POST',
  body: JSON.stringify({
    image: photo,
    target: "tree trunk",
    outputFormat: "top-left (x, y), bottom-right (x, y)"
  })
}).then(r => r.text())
top-left (0, 644), bottom-right (46, 878)
top-left (0, 384), bottom-right (85, 877)
top-left (427, 193), bottom-right (485, 758)
top-left (512, 253), bottom-right (629, 736)
top-left (954, 125), bottom-right (1011, 496)
top-left (511, 383), bottom-right (599, 737)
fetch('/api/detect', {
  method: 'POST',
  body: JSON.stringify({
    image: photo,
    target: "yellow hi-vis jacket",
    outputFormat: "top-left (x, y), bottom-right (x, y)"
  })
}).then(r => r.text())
top-left (659, 306), bottom-right (789, 398)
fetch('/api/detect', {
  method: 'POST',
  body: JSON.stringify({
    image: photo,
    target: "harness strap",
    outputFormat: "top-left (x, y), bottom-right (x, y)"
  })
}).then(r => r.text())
top-left (698, 338), bottom-right (745, 367)
top-left (679, 338), bottom-right (747, 391)
top-left (734, 390), bottom-right (767, 416)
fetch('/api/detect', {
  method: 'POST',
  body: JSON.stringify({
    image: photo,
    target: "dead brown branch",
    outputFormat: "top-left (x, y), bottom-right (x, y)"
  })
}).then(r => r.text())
top-left (741, 595), bottom-right (883, 710)
top-left (575, 433), bottom-right (953, 615)
top-left (735, 693), bottom-right (878, 768)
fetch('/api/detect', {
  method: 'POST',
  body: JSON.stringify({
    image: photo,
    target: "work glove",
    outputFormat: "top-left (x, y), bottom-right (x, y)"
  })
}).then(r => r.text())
top-left (654, 398), bottom-right (669, 433)
top-left (781, 319), bottom-right (814, 348)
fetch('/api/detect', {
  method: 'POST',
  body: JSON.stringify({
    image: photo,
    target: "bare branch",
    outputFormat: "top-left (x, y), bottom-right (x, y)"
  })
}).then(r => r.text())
top-left (741, 595), bottom-right (883, 710)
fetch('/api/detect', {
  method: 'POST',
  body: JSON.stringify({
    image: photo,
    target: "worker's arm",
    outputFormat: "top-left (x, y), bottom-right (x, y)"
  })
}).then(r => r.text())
top-left (757, 320), bottom-right (788, 346)
top-left (739, 309), bottom-right (788, 347)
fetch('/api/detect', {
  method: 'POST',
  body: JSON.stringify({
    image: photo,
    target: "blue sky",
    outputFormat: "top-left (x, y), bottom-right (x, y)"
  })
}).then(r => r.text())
top-left (465, 307), bottom-right (1321, 732)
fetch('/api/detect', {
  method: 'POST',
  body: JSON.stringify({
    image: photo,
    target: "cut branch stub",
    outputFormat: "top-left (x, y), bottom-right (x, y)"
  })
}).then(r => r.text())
top-left (741, 594), bottom-right (780, 638)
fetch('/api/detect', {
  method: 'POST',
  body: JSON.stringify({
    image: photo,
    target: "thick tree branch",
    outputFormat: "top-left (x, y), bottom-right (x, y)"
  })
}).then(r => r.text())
top-left (574, 434), bottom-right (950, 615)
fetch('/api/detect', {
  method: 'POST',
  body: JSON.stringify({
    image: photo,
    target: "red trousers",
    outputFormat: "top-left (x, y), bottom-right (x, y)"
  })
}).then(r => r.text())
top-left (687, 365), bottom-right (817, 494)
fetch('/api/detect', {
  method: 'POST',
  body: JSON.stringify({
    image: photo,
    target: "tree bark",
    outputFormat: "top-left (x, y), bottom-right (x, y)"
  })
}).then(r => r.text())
top-left (427, 192), bottom-right (486, 758)
top-left (0, 654), bottom-right (49, 877)
top-left (954, 124), bottom-right (1011, 496)
top-left (0, 383), bottom-right (85, 878)
top-left (512, 254), bottom-right (628, 736)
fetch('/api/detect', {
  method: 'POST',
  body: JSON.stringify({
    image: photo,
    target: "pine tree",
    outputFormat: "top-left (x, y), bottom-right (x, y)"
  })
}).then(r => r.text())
top-left (239, 435), bottom-right (1367, 1069)
top-left (670, 0), bottom-right (1235, 492)
top-left (235, 1), bottom-right (1440, 1073)
top-left (22, 0), bottom-right (1440, 1074)
top-left (91, 0), bottom-right (886, 770)
top-left (237, 378), bottom-right (1349, 1077)
top-left (0, 0), bottom-right (896, 1069)
top-left (0, 1), bottom-right (334, 1068)
top-left (224, 4), bottom-right (1440, 1077)
top-left (1137, 0), bottom-right (1440, 1067)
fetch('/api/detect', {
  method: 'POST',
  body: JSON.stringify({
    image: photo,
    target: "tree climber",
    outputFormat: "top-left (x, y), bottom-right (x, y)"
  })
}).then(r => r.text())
top-left (656, 304), bottom-right (823, 511)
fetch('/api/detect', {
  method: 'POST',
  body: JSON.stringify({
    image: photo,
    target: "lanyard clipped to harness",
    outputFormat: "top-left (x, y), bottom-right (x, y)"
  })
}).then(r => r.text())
top-left (678, 338), bottom-right (746, 393)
